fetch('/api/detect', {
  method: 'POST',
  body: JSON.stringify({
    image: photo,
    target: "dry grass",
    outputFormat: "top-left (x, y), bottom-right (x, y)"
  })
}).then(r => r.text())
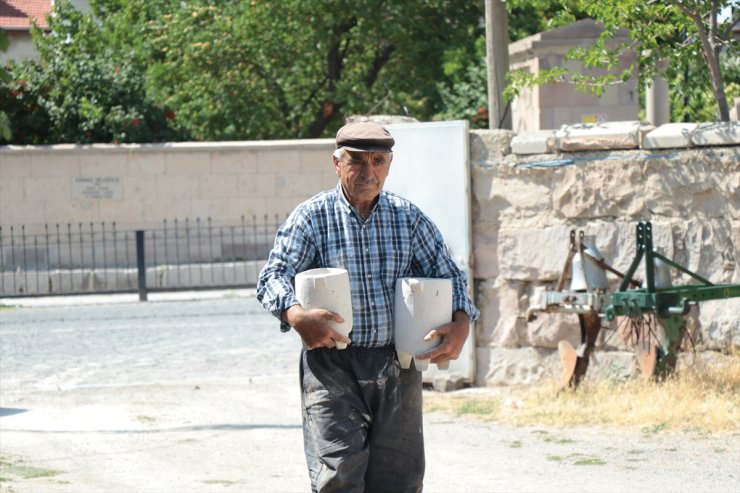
top-left (424, 352), bottom-right (740, 434)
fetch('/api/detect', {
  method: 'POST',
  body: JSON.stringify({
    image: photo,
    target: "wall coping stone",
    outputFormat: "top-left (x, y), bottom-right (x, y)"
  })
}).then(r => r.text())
top-left (691, 121), bottom-right (740, 147)
top-left (555, 120), bottom-right (652, 151)
top-left (508, 120), bottom-right (739, 156)
top-left (642, 123), bottom-right (698, 149)
top-left (510, 130), bottom-right (557, 155)
top-left (0, 139), bottom-right (336, 154)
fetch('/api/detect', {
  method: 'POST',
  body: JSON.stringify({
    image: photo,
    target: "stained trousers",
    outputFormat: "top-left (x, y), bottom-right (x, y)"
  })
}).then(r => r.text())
top-left (300, 346), bottom-right (424, 493)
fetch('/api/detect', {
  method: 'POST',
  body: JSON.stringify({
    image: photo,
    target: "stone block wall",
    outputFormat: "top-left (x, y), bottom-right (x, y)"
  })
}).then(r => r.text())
top-left (0, 141), bottom-right (337, 235)
top-left (469, 128), bottom-right (739, 386)
top-left (1, 126), bottom-right (738, 387)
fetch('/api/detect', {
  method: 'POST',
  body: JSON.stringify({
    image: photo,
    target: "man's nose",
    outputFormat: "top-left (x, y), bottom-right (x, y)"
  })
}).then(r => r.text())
top-left (357, 161), bottom-right (372, 175)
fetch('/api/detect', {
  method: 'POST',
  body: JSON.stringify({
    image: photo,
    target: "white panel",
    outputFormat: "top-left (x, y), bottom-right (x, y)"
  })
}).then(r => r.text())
top-left (384, 120), bottom-right (475, 381)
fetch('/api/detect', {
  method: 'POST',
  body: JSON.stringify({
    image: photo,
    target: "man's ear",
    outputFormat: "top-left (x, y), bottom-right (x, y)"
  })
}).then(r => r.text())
top-left (332, 155), bottom-right (341, 176)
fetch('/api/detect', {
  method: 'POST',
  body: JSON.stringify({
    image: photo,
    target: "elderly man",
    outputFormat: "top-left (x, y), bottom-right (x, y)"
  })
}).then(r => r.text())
top-left (257, 121), bottom-right (478, 492)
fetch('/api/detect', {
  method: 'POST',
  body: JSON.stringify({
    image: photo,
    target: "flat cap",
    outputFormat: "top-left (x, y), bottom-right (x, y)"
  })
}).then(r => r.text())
top-left (335, 121), bottom-right (395, 153)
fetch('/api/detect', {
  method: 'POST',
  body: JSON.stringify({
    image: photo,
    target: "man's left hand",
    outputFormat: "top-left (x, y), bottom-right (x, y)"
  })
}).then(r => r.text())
top-left (415, 310), bottom-right (470, 363)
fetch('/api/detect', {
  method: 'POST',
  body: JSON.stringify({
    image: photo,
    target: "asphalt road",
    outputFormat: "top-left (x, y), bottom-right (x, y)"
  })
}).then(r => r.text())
top-left (0, 295), bottom-right (303, 392)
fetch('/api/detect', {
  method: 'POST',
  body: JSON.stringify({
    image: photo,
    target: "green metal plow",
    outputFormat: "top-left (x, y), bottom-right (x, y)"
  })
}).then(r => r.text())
top-left (605, 222), bottom-right (740, 376)
top-left (527, 221), bottom-right (740, 388)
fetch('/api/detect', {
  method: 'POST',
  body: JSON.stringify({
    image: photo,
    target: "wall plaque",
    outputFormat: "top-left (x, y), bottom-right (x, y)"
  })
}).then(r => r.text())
top-left (72, 177), bottom-right (123, 200)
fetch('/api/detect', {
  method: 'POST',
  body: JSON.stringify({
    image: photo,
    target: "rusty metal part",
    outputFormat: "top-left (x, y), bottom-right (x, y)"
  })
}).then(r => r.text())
top-left (558, 312), bottom-right (602, 389)
top-left (558, 340), bottom-right (578, 388)
top-left (555, 230), bottom-right (578, 292)
top-left (635, 339), bottom-right (657, 378)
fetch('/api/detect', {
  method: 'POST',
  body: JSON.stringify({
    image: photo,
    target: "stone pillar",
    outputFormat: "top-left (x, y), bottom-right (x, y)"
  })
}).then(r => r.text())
top-left (646, 74), bottom-right (670, 126)
top-left (730, 97), bottom-right (740, 121)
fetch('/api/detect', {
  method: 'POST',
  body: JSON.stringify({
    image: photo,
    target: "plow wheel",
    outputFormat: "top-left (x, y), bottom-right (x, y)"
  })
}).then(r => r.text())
top-left (621, 313), bottom-right (684, 379)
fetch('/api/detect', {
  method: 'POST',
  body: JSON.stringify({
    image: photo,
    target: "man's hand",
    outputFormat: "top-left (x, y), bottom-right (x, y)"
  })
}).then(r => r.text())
top-left (283, 304), bottom-right (351, 349)
top-left (415, 310), bottom-right (470, 363)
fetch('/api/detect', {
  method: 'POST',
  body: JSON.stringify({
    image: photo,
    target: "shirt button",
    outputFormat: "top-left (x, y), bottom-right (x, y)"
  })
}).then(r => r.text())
top-left (370, 301), bottom-right (375, 306)
top-left (367, 274), bottom-right (372, 279)
top-left (364, 248), bottom-right (369, 252)
top-left (372, 329), bottom-right (377, 334)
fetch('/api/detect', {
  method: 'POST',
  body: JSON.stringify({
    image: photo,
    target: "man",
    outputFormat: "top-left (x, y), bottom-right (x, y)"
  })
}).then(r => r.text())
top-left (257, 121), bottom-right (478, 492)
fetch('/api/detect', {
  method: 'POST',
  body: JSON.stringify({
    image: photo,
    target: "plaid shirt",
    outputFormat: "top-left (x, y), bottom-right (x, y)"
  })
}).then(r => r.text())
top-left (257, 183), bottom-right (479, 348)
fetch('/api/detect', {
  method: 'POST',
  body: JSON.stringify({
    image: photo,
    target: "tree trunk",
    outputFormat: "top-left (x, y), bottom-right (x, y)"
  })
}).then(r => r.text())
top-left (678, 4), bottom-right (730, 121)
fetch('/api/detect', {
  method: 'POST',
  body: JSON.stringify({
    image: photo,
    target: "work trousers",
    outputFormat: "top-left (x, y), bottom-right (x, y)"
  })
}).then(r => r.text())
top-left (300, 345), bottom-right (424, 493)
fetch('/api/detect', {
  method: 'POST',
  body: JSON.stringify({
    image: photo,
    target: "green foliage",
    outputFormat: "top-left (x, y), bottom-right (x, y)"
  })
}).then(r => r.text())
top-left (671, 52), bottom-right (740, 123)
top-left (5, 0), bottom-right (732, 143)
top-left (507, 0), bottom-right (587, 41)
top-left (0, 29), bottom-right (11, 140)
top-left (1, 1), bottom-right (187, 144)
top-left (436, 62), bottom-right (490, 129)
top-left (0, 62), bottom-right (52, 144)
top-left (505, 0), bottom-right (738, 121)
top-left (135, 0), bottom-right (483, 140)
top-left (433, 0), bottom-right (588, 127)
top-left (4, 0), bottom-right (484, 143)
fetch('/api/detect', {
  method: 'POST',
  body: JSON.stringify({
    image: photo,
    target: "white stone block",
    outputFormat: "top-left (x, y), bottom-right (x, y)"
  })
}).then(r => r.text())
top-left (0, 152), bottom-right (32, 177)
top-left (469, 130), bottom-right (516, 164)
top-left (0, 177), bottom-right (24, 205)
top-left (497, 226), bottom-right (573, 281)
top-left (556, 120), bottom-right (644, 151)
top-left (199, 174), bottom-right (239, 199)
top-left (79, 152), bottom-right (129, 176)
top-left (31, 152), bottom-right (81, 177)
top-left (642, 123), bottom-right (698, 149)
top-left (510, 130), bottom-right (557, 154)
top-left (165, 151), bottom-right (211, 175)
top-left (691, 122), bottom-right (740, 147)
top-left (475, 347), bottom-right (560, 386)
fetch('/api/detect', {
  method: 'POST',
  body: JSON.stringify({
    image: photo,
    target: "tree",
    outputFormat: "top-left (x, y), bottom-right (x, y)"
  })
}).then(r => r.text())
top-left (4, 0), bottom-right (483, 143)
top-left (506, 1), bottom-right (738, 122)
top-left (0, 1), bottom-right (186, 144)
top-left (434, 0), bottom-right (587, 128)
top-left (138, 0), bottom-right (483, 139)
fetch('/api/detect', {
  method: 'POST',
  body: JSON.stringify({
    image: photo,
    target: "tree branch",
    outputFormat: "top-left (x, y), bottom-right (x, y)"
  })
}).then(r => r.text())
top-left (673, 2), bottom-right (729, 120)
top-left (364, 44), bottom-right (395, 88)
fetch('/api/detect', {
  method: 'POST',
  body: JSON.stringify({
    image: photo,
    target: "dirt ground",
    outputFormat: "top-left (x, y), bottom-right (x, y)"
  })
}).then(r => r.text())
top-left (1, 293), bottom-right (738, 492)
top-left (1, 373), bottom-right (739, 493)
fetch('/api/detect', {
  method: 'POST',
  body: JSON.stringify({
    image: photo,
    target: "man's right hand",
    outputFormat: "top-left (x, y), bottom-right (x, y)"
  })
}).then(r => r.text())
top-left (282, 305), bottom-right (351, 349)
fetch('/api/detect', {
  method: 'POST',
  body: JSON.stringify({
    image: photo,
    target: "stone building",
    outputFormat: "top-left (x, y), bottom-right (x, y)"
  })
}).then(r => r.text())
top-left (509, 19), bottom-right (639, 133)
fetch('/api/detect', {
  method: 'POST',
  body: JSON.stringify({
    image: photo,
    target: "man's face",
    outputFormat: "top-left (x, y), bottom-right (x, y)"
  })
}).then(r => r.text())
top-left (333, 150), bottom-right (393, 205)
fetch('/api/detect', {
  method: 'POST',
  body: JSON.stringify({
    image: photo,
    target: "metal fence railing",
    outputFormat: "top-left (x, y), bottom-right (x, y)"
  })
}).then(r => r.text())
top-left (0, 216), bottom-right (284, 298)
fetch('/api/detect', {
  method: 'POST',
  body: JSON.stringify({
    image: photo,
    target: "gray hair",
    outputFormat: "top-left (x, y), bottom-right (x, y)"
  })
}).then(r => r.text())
top-left (333, 148), bottom-right (393, 161)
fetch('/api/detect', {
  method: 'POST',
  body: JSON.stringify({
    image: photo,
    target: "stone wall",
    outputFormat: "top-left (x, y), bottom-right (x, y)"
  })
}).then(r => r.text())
top-left (470, 127), bottom-right (739, 386)
top-left (0, 140), bottom-right (337, 235)
top-left (1, 124), bottom-right (738, 387)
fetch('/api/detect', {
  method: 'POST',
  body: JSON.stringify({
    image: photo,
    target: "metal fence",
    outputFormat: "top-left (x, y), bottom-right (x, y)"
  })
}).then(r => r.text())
top-left (0, 216), bottom-right (284, 298)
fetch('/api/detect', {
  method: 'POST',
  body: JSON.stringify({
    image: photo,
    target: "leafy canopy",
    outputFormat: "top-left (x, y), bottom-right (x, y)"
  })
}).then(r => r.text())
top-left (505, 0), bottom-right (739, 121)
top-left (0, 1), bottom-right (186, 144)
top-left (2, 0), bottom-right (483, 143)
